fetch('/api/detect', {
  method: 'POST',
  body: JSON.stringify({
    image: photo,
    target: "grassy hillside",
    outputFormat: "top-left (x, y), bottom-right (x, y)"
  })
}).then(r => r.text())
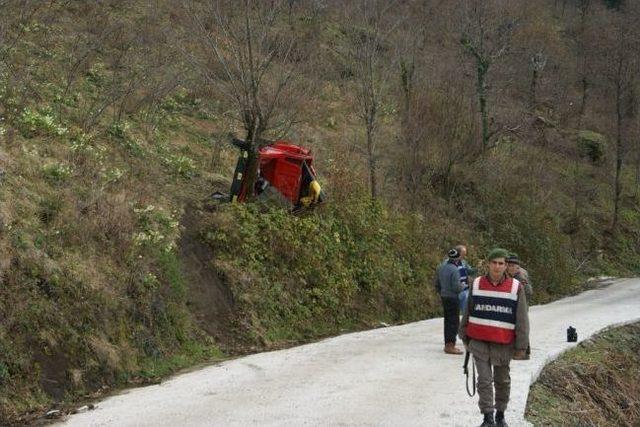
top-left (526, 322), bottom-right (640, 426)
top-left (1, 1), bottom-right (640, 424)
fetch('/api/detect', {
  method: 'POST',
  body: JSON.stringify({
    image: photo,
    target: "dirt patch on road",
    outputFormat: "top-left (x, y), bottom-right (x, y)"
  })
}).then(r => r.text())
top-left (525, 322), bottom-right (640, 426)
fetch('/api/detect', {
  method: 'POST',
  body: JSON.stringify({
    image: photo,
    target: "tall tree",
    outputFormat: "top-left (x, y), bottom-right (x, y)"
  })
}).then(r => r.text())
top-left (395, 7), bottom-right (423, 210)
top-left (180, 0), bottom-right (302, 199)
top-left (338, 0), bottom-right (398, 200)
top-left (511, 2), bottom-right (559, 111)
top-left (601, 3), bottom-right (640, 233)
top-left (576, 0), bottom-right (593, 122)
top-left (459, 0), bottom-right (521, 150)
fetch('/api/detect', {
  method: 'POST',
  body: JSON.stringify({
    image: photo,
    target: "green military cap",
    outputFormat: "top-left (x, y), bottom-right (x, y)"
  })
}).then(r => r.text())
top-left (487, 248), bottom-right (509, 261)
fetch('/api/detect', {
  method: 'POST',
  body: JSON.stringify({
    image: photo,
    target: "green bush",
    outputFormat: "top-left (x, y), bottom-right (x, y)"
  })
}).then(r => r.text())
top-left (132, 204), bottom-right (180, 253)
top-left (202, 198), bottom-right (436, 344)
top-left (107, 121), bottom-right (130, 140)
top-left (42, 162), bottom-right (73, 184)
top-left (160, 88), bottom-right (201, 114)
top-left (163, 154), bottom-right (197, 178)
top-left (577, 130), bottom-right (606, 165)
top-left (17, 107), bottom-right (67, 138)
top-left (0, 362), bottom-right (9, 383)
top-left (478, 191), bottom-right (577, 302)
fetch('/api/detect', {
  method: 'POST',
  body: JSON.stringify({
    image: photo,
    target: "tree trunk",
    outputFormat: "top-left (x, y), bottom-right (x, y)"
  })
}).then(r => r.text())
top-left (241, 119), bottom-right (262, 202)
top-left (241, 145), bottom-right (260, 201)
top-left (579, 77), bottom-right (588, 119)
top-left (635, 141), bottom-right (640, 196)
top-left (477, 60), bottom-right (489, 150)
top-left (399, 59), bottom-right (417, 208)
top-left (400, 59), bottom-right (414, 126)
top-left (366, 121), bottom-right (377, 200)
top-left (612, 77), bottom-right (623, 233)
top-left (577, 1), bottom-right (589, 123)
top-left (530, 68), bottom-right (538, 109)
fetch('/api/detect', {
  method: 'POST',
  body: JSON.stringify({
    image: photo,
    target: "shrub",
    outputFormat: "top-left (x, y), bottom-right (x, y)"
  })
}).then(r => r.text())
top-left (478, 191), bottom-right (576, 302)
top-left (107, 121), bottom-right (130, 140)
top-left (17, 108), bottom-right (67, 138)
top-left (132, 205), bottom-right (180, 253)
top-left (577, 130), bottom-right (606, 165)
top-left (101, 167), bottom-right (125, 185)
top-left (42, 163), bottom-right (73, 184)
top-left (0, 361), bottom-right (8, 383)
top-left (163, 154), bottom-right (197, 178)
top-left (161, 88), bottom-right (201, 114)
top-left (202, 198), bottom-right (436, 344)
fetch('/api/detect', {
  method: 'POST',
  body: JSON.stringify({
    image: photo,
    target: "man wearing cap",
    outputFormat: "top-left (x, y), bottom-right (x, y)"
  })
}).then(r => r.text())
top-left (506, 254), bottom-right (532, 298)
top-left (459, 248), bottom-right (530, 427)
top-left (506, 254), bottom-right (532, 359)
top-left (435, 248), bottom-right (465, 355)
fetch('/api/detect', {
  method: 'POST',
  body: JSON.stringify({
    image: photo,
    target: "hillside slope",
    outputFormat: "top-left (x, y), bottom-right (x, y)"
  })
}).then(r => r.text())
top-left (1, 1), bottom-right (640, 423)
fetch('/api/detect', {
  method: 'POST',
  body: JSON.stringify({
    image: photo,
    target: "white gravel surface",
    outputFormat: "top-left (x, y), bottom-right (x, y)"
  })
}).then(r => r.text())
top-left (61, 278), bottom-right (640, 427)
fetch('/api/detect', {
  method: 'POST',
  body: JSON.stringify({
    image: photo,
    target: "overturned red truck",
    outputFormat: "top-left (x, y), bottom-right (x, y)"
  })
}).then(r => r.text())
top-left (229, 138), bottom-right (325, 209)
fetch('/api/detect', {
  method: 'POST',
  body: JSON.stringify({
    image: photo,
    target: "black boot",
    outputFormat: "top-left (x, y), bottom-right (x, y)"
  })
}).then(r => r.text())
top-left (495, 410), bottom-right (508, 427)
top-left (480, 412), bottom-right (495, 427)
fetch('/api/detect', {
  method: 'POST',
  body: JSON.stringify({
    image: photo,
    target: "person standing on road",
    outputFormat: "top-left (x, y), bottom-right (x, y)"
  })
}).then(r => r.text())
top-left (506, 254), bottom-right (532, 298)
top-left (506, 254), bottom-right (532, 359)
top-left (459, 248), bottom-right (530, 427)
top-left (456, 244), bottom-right (476, 311)
top-left (435, 248), bottom-right (465, 355)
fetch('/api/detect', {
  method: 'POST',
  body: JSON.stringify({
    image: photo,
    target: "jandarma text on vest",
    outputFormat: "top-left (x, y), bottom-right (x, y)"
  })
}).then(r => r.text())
top-left (473, 304), bottom-right (513, 314)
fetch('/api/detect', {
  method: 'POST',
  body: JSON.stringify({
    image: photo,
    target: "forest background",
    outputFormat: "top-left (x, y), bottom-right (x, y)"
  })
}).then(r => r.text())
top-left (1, 0), bottom-right (639, 422)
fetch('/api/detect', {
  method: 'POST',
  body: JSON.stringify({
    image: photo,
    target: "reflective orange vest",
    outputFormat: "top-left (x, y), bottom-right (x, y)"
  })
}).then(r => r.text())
top-left (466, 275), bottom-right (520, 344)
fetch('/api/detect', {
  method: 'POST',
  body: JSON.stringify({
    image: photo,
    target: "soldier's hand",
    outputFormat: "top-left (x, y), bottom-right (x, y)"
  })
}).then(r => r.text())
top-left (513, 350), bottom-right (527, 360)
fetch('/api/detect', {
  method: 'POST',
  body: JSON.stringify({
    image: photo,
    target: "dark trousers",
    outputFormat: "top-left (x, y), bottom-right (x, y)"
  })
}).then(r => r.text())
top-left (441, 296), bottom-right (459, 344)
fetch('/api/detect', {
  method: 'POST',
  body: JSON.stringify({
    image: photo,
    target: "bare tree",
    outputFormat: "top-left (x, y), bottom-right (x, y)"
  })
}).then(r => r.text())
top-left (511, 2), bottom-right (560, 111)
top-left (337, 0), bottom-right (398, 200)
top-left (635, 115), bottom-right (640, 197)
top-left (459, 0), bottom-right (521, 150)
top-left (600, 4), bottom-right (640, 234)
top-left (526, 51), bottom-right (548, 109)
top-left (575, 0), bottom-right (592, 122)
top-left (0, 0), bottom-right (46, 122)
top-left (395, 8), bottom-right (423, 210)
top-left (180, 0), bottom-right (302, 199)
top-left (397, 81), bottom-right (477, 206)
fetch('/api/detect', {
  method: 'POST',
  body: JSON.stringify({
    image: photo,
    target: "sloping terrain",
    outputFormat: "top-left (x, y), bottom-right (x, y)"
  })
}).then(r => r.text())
top-left (526, 320), bottom-right (640, 426)
top-left (2, 2), bottom-right (640, 424)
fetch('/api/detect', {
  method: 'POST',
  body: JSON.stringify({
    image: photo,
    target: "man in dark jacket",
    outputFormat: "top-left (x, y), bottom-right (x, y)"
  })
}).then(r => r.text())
top-left (506, 254), bottom-right (532, 298)
top-left (506, 254), bottom-right (532, 359)
top-left (435, 248), bottom-right (465, 355)
top-left (456, 244), bottom-right (477, 310)
top-left (459, 248), bottom-right (530, 427)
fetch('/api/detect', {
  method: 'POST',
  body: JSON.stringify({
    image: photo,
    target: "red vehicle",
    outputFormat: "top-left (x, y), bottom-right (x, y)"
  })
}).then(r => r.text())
top-left (229, 139), bottom-right (324, 208)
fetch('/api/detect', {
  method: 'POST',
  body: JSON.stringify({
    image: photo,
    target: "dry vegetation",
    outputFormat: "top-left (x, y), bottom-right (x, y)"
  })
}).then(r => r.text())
top-left (526, 322), bottom-right (640, 426)
top-left (0, 0), bottom-right (639, 423)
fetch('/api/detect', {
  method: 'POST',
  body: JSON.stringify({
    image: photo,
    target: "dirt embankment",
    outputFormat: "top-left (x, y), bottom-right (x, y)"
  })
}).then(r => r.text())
top-left (525, 322), bottom-right (640, 426)
top-left (178, 205), bottom-right (243, 352)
